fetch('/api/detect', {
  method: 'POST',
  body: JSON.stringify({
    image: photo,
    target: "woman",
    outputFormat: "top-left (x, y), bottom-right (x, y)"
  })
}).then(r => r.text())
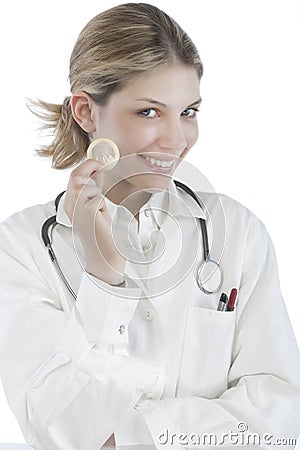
top-left (0, 3), bottom-right (299, 449)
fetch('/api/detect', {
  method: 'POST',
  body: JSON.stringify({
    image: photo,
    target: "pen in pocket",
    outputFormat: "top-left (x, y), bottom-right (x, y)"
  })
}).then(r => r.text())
top-left (226, 288), bottom-right (238, 311)
top-left (217, 293), bottom-right (228, 311)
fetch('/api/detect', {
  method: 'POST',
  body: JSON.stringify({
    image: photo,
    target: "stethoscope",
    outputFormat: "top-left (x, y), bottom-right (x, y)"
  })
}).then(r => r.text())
top-left (41, 180), bottom-right (223, 300)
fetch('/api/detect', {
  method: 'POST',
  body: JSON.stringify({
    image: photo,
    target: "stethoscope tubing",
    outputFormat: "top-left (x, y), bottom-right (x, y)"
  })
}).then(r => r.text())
top-left (41, 181), bottom-right (223, 299)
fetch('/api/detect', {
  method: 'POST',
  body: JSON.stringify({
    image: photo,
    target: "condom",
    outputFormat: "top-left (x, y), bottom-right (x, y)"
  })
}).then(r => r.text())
top-left (87, 138), bottom-right (120, 170)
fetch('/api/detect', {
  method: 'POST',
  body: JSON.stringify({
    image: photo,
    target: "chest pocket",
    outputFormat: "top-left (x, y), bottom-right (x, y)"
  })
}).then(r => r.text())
top-left (176, 306), bottom-right (236, 399)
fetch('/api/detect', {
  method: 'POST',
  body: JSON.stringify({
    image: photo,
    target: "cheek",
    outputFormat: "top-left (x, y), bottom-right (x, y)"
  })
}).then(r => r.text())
top-left (114, 118), bottom-right (158, 156)
top-left (178, 124), bottom-right (198, 161)
top-left (189, 121), bottom-right (199, 144)
top-left (184, 122), bottom-right (199, 153)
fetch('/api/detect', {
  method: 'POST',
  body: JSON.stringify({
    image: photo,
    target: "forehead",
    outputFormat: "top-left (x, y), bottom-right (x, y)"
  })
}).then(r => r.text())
top-left (110, 63), bottom-right (201, 106)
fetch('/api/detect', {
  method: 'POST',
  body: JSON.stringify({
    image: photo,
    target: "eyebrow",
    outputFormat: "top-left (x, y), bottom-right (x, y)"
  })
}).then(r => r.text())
top-left (134, 97), bottom-right (202, 108)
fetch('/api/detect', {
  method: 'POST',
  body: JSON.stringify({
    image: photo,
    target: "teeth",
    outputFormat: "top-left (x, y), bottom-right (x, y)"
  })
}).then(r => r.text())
top-left (143, 155), bottom-right (174, 168)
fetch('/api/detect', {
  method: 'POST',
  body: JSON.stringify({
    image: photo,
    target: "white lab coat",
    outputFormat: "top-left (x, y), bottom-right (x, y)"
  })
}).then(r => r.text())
top-left (0, 180), bottom-right (299, 450)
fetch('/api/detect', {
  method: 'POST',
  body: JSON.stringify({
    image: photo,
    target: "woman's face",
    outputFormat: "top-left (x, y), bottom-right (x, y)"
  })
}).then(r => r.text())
top-left (91, 62), bottom-right (201, 198)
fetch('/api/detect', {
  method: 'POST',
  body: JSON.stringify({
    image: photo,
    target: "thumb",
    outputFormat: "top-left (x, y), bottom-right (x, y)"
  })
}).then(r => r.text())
top-left (91, 164), bottom-right (104, 193)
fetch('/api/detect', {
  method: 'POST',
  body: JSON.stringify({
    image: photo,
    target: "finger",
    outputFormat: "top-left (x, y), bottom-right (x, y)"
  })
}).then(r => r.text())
top-left (85, 191), bottom-right (108, 213)
top-left (78, 184), bottom-right (101, 201)
top-left (70, 159), bottom-right (105, 185)
top-left (73, 181), bottom-right (107, 213)
top-left (77, 159), bottom-right (104, 192)
top-left (72, 193), bottom-right (108, 234)
top-left (68, 170), bottom-right (103, 195)
top-left (65, 184), bottom-right (100, 221)
top-left (91, 167), bottom-right (103, 192)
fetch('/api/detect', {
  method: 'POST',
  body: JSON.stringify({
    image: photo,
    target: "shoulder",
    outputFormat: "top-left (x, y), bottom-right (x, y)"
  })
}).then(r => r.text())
top-left (0, 200), bottom-right (56, 246)
top-left (197, 191), bottom-right (251, 217)
top-left (198, 191), bottom-right (263, 223)
top-left (197, 191), bottom-right (269, 244)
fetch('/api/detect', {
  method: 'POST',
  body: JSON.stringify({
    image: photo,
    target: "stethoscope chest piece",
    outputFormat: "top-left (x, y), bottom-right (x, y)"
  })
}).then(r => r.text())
top-left (197, 259), bottom-right (223, 294)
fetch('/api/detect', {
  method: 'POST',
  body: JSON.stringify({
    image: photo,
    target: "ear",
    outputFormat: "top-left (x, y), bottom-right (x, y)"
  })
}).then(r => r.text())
top-left (70, 91), bottom-right (97, 133)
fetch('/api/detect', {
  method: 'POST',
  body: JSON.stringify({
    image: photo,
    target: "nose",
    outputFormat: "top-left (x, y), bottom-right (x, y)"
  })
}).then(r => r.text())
top-left (158, 117), bottom-right (187, 154)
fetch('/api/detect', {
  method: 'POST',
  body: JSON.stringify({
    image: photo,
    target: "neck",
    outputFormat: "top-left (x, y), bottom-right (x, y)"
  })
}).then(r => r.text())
top-left (103, 178), bottom-right (152, 220)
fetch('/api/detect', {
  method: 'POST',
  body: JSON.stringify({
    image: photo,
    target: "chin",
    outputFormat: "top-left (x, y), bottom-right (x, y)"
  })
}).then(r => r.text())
top-left (134, 173), bottom-right (173, 193)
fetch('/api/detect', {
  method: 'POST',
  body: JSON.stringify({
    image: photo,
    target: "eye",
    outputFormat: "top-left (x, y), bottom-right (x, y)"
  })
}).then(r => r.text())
top-left (138, 108), bottom-right (158, 118)
top-left (181, 108), bottom-right (199, 118)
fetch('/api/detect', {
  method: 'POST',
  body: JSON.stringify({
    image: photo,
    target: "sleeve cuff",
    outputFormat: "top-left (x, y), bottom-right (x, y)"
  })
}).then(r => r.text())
top-left (75, 271), bottom-right (141, 346)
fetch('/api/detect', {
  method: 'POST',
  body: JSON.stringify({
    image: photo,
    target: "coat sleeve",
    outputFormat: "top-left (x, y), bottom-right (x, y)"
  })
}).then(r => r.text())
top-left (136, 214), bottom-right (300, 449)
top-left (0, 211), bottom-right (161, 450)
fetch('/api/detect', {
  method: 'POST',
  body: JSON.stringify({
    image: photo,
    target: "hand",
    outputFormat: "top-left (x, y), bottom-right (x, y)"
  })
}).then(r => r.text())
top-left (63, 159), bottom-right (125, 284)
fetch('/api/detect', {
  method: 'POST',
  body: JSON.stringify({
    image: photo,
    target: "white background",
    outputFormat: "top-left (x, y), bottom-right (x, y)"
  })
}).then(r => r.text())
top-left (0, 0), bottom-right (299, 443)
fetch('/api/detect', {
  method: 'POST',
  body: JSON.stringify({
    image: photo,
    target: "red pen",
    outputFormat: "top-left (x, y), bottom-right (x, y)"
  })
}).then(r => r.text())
top-left (227, 288), bottom-right (238, 311)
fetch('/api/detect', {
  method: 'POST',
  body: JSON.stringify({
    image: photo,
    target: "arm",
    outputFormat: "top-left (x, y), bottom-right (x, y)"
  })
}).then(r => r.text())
top-left (135, 215), bottom-right (300, 448)
top-left (0, 216), bottom-right (160, 450)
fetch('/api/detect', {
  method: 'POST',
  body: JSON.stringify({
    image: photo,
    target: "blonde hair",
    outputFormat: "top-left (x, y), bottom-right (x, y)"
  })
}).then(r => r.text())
top-left (31, 3), bottom-right (203, 169)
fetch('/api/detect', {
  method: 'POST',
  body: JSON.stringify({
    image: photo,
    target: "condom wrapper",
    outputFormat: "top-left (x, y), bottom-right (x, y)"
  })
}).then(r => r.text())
top-left (87, 138), bottom-right (120, 170)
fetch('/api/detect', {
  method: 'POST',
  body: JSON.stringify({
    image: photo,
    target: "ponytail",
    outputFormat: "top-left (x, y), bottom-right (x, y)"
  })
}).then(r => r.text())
top-left (28, 97), bottom-right (89, 169)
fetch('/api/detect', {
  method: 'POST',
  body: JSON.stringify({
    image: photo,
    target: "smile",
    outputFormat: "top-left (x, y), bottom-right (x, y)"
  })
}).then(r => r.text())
top-left (139, 154), bottom-right (175, 168)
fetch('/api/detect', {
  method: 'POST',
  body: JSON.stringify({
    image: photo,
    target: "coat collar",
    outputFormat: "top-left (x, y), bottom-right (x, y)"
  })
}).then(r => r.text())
top-left (55, 179), bottom-right (206, 228)
top-left (56, 192), bottom-right (71, 227)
